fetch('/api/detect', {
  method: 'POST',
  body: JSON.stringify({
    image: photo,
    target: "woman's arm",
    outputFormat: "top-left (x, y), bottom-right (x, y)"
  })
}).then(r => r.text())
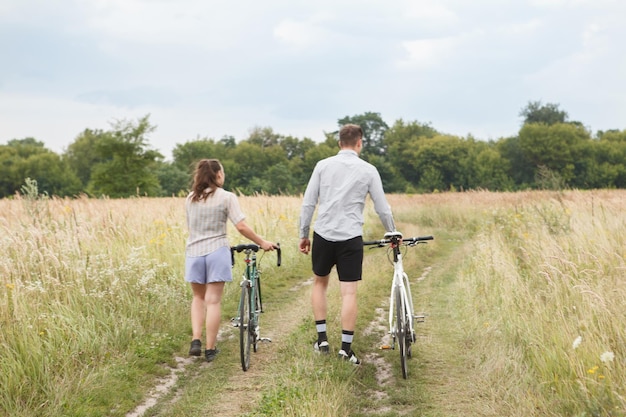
top-left (235, 220), bottom-right (275, 251)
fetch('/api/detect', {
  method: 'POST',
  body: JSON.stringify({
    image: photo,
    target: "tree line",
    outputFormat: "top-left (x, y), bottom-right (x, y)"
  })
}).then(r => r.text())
top-left (1, 101), bottom-right (625, 199)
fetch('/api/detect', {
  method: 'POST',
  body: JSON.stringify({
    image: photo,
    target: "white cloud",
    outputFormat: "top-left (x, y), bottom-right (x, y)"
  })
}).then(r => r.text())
top-left (273, 17), bottom-right (333, 49)
top-left (498, 18), bottom-right (544, 36)
top-left (401, 0), bottom-right (458, 27)
top-left (396, 33), bottom-right (469, 70)
top-left (75, 0), bottom-right (269, 51)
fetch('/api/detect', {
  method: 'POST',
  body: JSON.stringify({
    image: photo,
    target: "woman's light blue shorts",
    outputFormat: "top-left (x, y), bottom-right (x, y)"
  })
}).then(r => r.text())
top-left (185, 246), bottom-right (233, 284)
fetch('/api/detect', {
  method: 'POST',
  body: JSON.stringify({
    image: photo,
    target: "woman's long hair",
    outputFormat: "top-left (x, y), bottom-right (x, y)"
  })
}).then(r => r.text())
top-left (190, 159), bottom-right (222, 202)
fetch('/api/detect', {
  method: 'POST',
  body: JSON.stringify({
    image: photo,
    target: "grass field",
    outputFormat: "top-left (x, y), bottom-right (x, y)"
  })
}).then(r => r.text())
top-left (1, 190), bottom-right (624, 416)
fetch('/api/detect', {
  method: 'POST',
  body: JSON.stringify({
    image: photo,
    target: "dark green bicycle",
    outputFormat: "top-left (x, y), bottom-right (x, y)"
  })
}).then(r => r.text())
top-left (230, 243), bottom-right (281, 371)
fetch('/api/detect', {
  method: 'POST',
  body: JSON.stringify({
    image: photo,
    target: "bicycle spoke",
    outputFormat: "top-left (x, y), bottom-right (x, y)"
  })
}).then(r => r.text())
top-left (252, 280), bottom-right (261, 353)
top-left (396, 288), bottom-right (408, 379)
top-left (239, 283), bottom-right (252, 371)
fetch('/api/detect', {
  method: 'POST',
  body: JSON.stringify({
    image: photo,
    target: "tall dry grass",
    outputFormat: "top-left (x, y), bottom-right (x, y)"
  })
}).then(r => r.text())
top-left (1, 196), bottom-right (190, 415)
top-left (0, 192), bottom-right (301, 417)
top-left (452, 190), bottom-right (626, 415)
top-left (1, 189), bottom-right (624, 416)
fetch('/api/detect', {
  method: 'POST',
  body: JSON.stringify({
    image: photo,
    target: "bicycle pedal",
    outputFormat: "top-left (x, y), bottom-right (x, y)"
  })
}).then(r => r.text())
top-left (231, 318), bottom-right (240, 327)
top-left (414, 314), bottom-right (426, 322)
top-left (259, 337), bottom-right (272, 343)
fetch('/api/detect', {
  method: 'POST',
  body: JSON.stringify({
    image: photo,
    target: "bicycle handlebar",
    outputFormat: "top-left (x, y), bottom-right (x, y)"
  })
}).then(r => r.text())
top-left (230, 243), bottom-right (282, 267)
top-left (363, 235), bottom-right (434, 247)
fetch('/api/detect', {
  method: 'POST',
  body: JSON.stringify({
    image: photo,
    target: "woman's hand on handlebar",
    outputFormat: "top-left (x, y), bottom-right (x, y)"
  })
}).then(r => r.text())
top-left (259, 240), bottom-right (276, 251)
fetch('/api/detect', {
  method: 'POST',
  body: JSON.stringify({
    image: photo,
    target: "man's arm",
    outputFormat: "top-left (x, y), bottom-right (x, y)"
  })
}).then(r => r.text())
top-left (369, 169), bottom-right (396, 232)
top-left (298, 166), bottom-right (320, 255)
top-left (299, 165), bottom-right (320, 239)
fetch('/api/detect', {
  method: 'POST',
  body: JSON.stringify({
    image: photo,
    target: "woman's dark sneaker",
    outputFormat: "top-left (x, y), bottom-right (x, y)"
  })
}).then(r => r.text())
top-left (338, 349), bottom-right (360, 365)
top-left (205, 348), bottom-right (220, 362)
top-left (189, 339), bottom-right (202, 356)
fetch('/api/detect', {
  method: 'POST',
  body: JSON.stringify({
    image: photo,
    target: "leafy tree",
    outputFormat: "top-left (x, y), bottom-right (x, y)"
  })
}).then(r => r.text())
top-left (87, 115), bottom-right (163, 197)
top-left (596, 129), bottom-right (626, 143)
top-left (22, 152), bottom-right (82, 197)
top-left (409, 135), bottom-right (470, 192)
top-left (338, 112), bottom-right (389, 157)
top-left (579, 131), bottom-right (626, 188)
top-left (65, 128), bottom-right (111, 187)
top-left (496, 136), bottom-right (534, 188)
top-left (0, 138), bottom-right (80, 197)
top-left (7, 137), bottom-right (46, 153)
top-left (154, 161), bottom-right (190, 196)
top-left (418, 166), bottom-right (445, 192)
top-left (219, 135), bottom-right (237, 148)
top-left (520, 101), bottom-right (568, 125)
top-left (263, 162), bottom-right (294, 194)
top-left (294, 142), bottom-right (337, 195)
top-left (171, 138), bottom-right (231, 174)
top-left (226, 142), bottom-right (264, 193)
top-left (246, 126), bottom-right (281, 148)
top-left (0, 146), bottom-right (21, 197)
top-left (384, 119), bottom-right (439, 185)
top-left (279, 135), bottom-right (316, 160)
top-left (224, 141), bottom-right (289, 194)
top-left (367, 154), bottom-right (407, 193)
top-left (467, 144), bottom-right (514, 191)
top-left (518, 122), bottom-right (591, 186)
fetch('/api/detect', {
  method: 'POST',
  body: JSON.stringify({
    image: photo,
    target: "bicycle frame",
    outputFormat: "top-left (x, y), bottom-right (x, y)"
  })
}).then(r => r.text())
top-left (389, 242), bottom-right (415, 348)
top-left (243, 249), bottom-right (261, 332)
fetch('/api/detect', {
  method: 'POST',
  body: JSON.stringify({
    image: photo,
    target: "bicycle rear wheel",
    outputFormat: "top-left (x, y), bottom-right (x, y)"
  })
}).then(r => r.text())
top-left (239, 282), bottom-right (252, 371)
top-left (396, 288), bottom-right (408, 379)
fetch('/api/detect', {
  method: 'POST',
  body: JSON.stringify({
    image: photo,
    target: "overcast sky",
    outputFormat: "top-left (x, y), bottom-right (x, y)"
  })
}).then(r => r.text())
top-left (1, 0), bottom-right (625, 159)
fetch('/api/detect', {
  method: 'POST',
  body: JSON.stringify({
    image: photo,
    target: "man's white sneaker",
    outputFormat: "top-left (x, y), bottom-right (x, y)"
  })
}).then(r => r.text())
top-left (338, 349), bottom-right (361, 365)
top-left (313, 341), bottom-right (330, 354)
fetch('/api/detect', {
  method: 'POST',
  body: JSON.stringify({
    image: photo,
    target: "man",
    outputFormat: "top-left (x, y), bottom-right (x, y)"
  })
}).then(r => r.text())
top-left (298, 123), bottom-right (396, 364)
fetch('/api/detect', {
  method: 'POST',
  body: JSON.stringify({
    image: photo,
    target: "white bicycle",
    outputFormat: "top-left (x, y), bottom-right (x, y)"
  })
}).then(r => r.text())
top-left (363, 231), bottom-right (433, 379)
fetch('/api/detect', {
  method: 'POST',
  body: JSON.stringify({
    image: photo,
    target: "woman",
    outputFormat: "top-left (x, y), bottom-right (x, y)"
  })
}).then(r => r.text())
top-left (185, 159), bottom-right (276, 362)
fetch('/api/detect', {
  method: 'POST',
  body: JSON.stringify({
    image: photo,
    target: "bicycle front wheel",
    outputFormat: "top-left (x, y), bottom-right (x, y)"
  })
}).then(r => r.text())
top-left (402, 272), bottom-right (415, 359)
top-left (396, 288), bottom-right (408, 379)
top-left (252, 277), bottom-right (262, 353)
top-left (239, 282), bottom-right (252, 371)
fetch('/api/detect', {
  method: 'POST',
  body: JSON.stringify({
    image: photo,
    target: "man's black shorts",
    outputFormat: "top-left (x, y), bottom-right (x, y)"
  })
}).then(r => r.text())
top-left (311, 232), bottom-right (363, 282)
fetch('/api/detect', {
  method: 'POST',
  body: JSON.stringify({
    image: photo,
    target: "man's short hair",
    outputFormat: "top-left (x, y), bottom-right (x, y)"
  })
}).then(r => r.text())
top-left (339, 124), bottom-right (363, 147)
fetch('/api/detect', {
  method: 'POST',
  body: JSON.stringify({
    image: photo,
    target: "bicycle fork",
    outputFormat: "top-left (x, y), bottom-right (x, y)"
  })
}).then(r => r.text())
top-left (388, 256), bottom-right (419, 347)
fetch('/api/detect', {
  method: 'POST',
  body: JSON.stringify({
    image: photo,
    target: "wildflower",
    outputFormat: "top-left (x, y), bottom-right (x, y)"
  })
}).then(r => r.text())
top-left (5, 283), bottom-right (15, 290)
top-left (572, 336), bottom-right (582, 349)
top-left (600, 352), bottom-right (615, 363)
top-left (588, 366), bottom-right (599, 374)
